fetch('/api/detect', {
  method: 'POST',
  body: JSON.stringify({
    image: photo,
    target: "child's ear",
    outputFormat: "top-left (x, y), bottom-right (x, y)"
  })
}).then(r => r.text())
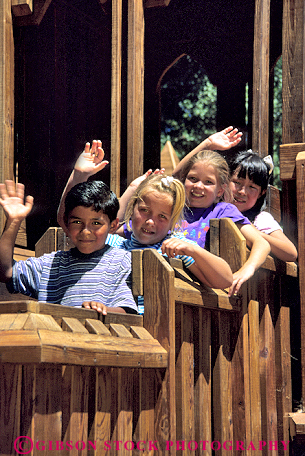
top-left (109, 218), bottom-right (119, 234)
top-left (217, 186), bottom-right (225, 198)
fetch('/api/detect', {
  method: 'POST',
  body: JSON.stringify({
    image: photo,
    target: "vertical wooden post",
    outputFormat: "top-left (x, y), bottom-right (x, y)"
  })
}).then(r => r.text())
top-left (296, 152), bottom-right (305, 406)
top-left (111, 0), bottom-right (122, 197)
top-left (127, 0), bottom-right (144, 185)
top-left (252, 0), bottom-right (270, 156)
top-left (0, 0), bottom-right (14, 232)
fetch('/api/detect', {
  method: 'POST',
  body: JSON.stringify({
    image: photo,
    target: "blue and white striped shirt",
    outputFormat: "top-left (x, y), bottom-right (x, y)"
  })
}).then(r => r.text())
top-left (8, 245), bottom-right (138, 312)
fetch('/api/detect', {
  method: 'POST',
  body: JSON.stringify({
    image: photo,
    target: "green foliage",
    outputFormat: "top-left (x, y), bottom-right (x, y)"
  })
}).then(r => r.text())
top-left (161, 56), bottom-right (217, 158)
top-left (272, 56), bottom-right (282, 189)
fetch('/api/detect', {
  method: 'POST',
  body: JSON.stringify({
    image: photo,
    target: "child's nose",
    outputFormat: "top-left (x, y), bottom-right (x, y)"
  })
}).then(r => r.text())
top-left (145, 217), bottom-right (155, 225)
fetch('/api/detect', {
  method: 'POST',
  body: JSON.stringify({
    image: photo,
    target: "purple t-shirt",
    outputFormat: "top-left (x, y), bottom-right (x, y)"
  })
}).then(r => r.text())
top-left (179, 202), bottom-right (250, 248)
top-left (123, 202), bottom-right (250, 249)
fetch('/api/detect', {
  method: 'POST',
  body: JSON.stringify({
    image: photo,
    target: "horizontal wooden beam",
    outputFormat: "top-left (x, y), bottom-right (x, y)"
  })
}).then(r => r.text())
top-left (0, 329), bottom-right (168, 368)
top-left (12, 0), bottom-right (52, 26)
top-left (11, 0), bottom-right (33, 16)
top-left (280, 143), bottom-right (305, 180)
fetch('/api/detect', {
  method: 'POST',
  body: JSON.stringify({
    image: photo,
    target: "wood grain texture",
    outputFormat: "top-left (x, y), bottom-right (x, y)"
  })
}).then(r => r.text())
top-left (252, 0), bottom-right (270, 155)
top-left (127, 0), bottom-right (144, 184)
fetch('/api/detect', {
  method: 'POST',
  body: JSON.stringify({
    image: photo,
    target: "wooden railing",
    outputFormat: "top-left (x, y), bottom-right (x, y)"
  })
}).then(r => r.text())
top-left (0, 219), bottom-right (299, 455)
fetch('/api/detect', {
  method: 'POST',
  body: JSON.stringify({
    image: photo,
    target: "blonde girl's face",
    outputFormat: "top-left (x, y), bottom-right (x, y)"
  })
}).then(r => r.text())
top-left (184, 161), bottom-right (224, 208)
top-left (229, 172), bottom-right (263, 213)
top-left (131, 191), bottom-right (173, 245)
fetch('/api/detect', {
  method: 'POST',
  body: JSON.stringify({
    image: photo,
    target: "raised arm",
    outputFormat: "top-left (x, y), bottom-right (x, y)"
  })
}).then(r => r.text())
top-left (57, 140), bottom-right (109, 229)
top-left (161, 237), bottom-right (233, 289)
top-left (228, 223), bottom-right (271, 297)
top-left (0, 181), bottom-right (33, 282)
top-left (172, 126), bottom-right (242, 178)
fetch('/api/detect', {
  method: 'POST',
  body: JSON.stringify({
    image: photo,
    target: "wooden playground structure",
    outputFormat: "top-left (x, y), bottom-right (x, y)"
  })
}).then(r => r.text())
top-left (1, 0), bottom-right (305, 454)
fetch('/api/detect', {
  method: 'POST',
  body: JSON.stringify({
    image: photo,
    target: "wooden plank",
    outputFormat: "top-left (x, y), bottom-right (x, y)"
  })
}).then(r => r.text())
top-left (0, 330), bottom-right (42, 363)
top-left (85, 318), bottom-right (111, 336)
top-left (142, 249), bottom-right (176, 453)
top-left (38, 329), bottom-right (168, 368)
top-left (62, 316), bottom-right (89, 333)
top-left (0, 312), bottom-right (28, 330)
top-left (62, 366), bottom-right (89, 455)
top-left (127, 0), bottom-right (144, 184)
top-left (160, 141), bottom-right (180, 176)
top-left (219, 218), bottom-right (247, 273)
top-left (111, 0), bottom-right (122, 196)
top-left (175, 304), bottom-right (195, 447)
top-left (32, 365), bottom-right (62, 455)
top-left (279, 143), bottom-right (305, 180)
top-left (282, 0), bottom-right (305, 144)
top-left (132, 249), bottom-right (143, 296)
top-left (194, 308), bottom-right (212, 456)
top-left (88, 367), bottom-right (112, 456)
top-left (35, 226), bottom-right (68, 257)
top-left (296, 152), bottom-right (305, 403)
top-left (13, 0), bottom-right (53, 26)
top-left (212, 311), bottom-right (233, 455)
top-left (109, 323), bottom-right (133, 338)
top-left (0, 0), bottom-right (14, 235)
top-left (130, 325), bottom-right (154, 339)
top-left (252, 0), bottom-right (270, 156)
top-left (0, 364), bottom-right (22, 455)
top-left (265, 185), bottom-right (281, 223)
top-left (0, 300), bottom-right (39, 314)
top-left (11, 0), bottom-right (33, 16)
top-left (248, 300), bottom-right (262, 448)
top-left (102, 311), bottom-right (143, 329)
top-left (259, 300), bottom-right (278, 454)
top-left (23, 313), bottom-right (63, 331)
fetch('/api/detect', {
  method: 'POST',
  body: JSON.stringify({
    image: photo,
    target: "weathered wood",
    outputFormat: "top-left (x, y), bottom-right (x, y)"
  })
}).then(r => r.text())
top-left (13, 0), bottom-right (53, 26)
top-left (0, 0), bottom-right (14, 235)
top-left (279, 143), bottom-right (305, 180)
top-left (282, 0), bottom-right (305, 144)
top-left (144, 0), bottom-right (171, 7)
top-left (11, 0), bottom-right (33, 16)
top-left (265, 185), bottom-right (281, 223)
top-left (194, 308), bottom-right (212, 455)
top-left (0, 364), bottom-right (22, 456)
top-left (109, 323), bottom-right (133, 338)
top-left (62, 316), bottom-right (89, 333)
top-left (142, 249), bottom-right (176, 453)
top-left (85, 318), bottom-right (111, 336)
top-left (127, 0), bottom-right (144, 184)
top-left (35, 226), bottom-right (68, 257)
top-left (160, 141), bottom-right (180, 176)
top-left (252, 0), bottom-right (270, 156)
top-left (111, 0), bottom-right (122, 196)
top-left (132, 249), bottom-right (143, 296)
top-left (219, 218), bottom-right (247, 273)
top-left (296, 152), bottom-right (305, 403)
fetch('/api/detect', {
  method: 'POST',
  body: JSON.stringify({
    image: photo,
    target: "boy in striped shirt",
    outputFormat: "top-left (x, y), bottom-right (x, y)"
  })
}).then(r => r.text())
top-left (0, 180), bottom-right (137, 315)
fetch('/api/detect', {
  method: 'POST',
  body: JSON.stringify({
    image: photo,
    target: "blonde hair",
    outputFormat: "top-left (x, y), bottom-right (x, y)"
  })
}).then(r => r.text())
top-left (125, 174), bottom-right (185, 232)
top-left (178, 149), bottom-right (233, 203)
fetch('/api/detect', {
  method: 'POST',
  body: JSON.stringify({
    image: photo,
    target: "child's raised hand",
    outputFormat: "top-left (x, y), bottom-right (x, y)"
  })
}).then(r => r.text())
top-left (74, 140), bottom-right (109, 177)
top-left (0, 180), bottom-right (33, 221)
top-left (207, 126), bottom-right (242, 151)
top-left (129, 168), bottom-right (165, 190)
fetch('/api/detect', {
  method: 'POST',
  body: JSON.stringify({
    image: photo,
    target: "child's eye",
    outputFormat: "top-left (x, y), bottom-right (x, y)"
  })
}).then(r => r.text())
top-left (188, 176), bottom-right (197, 182)
top-left (93, 221), bottom-right (102, 226)
top-left (159, 214), bottom-right (168, 220)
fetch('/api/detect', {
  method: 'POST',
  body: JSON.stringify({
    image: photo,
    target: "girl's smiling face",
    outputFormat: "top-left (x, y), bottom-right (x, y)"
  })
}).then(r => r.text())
top-left (229, 172), bottom-right (264, 213)
top-left (131, 191), bottom-right (173, 244)
top-left (184, 161), bottom-right (224, 208)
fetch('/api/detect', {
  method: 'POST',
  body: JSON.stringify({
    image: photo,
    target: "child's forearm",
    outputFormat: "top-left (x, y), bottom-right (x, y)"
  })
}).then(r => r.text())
top-left (0, 218), bottom-right (21, 282)
top-left (189, 246), bottom-right (233, 289)
top-left (260, 230), bottom-right (298, 263)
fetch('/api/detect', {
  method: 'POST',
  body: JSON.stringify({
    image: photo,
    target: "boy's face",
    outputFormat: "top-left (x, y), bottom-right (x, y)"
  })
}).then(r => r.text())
top-left (66, 206), bottom-right (118, 254)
